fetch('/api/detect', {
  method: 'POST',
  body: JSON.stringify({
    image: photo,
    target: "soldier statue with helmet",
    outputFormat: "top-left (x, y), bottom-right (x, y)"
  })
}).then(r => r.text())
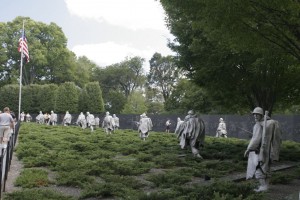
top-left (175, 110), bottom-right (205, 159)
top-left (244, 107), bottom-right (282, 192)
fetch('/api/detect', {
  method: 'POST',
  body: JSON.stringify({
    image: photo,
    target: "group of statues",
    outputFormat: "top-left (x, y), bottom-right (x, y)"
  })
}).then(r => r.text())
top-left (76, 111), bottom-right (97, 132)
top-left (22, 107), bottom-right (282, 193)
top-left (27, 111), bottom-right (58, 125)
top-left (76, 111), bottom-right (120, 133)
top-left (172, 107), bottom-right (282, 193)
top-left (37, 111), bottom-right (58, 125)
top-left (25, 111), bottom-right (120, 134)
top-left (76, 111), bottom-right (119, 133)
top-left (20, 112), bottom-right (32, 123)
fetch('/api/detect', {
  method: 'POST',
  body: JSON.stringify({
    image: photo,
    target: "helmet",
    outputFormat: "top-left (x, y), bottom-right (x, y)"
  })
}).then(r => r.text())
top-left (188, 110), bottom-right (194, 115)
top-left (252, 107), bottom-right (263, 115)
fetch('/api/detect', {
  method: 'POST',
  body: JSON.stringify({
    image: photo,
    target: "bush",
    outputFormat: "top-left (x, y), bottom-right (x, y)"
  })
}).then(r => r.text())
top-left (15, 169), bottom-right (50, 188)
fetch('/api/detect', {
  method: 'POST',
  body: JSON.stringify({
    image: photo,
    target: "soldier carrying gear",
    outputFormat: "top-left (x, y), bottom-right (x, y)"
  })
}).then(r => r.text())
top-left (244, 107), bottom-right (282, 192)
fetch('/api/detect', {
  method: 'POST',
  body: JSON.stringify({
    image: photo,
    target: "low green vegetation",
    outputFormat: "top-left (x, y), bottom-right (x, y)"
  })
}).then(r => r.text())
top-left (4, 123), bottom-right (300, 200)
top-left (15, 168), bottom-right (50, 188)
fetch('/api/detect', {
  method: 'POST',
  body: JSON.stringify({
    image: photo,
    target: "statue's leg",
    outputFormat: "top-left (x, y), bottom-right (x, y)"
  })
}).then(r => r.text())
top-left (215, 131), bottom-right (219, 137)
top-left (179, 135), bottom-right (186, 149)
top-left (190, 139), bottom-right (203, 159)
top-left (254, 166), bottom-right (269, 192)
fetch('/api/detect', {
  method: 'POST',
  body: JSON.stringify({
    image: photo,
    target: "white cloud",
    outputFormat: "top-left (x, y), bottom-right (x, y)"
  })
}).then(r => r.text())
top-left (64, 0), bottom-right (168, 32)
top-left (72, 42), bottom-right (155, 72)
top-left (65, 0), bottom-right (175, 72)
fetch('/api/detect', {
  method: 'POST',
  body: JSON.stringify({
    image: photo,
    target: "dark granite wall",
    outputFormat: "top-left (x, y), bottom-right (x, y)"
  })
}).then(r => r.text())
top-left (29, 113), bottom-right (300, 142)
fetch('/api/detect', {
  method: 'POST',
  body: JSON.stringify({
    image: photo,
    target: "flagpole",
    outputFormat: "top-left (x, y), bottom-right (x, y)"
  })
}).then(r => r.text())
top-left (18, 21), bottom-right (25, 121)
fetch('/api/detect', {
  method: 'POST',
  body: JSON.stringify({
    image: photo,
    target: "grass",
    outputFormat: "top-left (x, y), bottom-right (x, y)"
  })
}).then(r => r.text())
top-left (4, 122), bottom-right (300, 200)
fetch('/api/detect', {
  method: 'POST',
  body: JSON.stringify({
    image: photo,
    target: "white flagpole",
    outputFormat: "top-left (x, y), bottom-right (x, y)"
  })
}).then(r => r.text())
top-left (18, 21), bottom-right (24, 121)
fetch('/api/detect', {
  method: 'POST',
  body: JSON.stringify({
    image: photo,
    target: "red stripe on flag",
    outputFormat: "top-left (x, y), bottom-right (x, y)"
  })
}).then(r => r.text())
top-left (18, 30), bottom-right (29, 63)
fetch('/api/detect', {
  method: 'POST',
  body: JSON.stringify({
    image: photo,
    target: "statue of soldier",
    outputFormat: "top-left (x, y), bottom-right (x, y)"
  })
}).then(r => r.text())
top-left (76, 112), bottom-right (86, 129)
top-left (26, 113), bottom-right (32, 122)
top-left (49, 111), bottom-right (58, 126)
top-left (215, 118), bottom-right (228, 138)
top-left (86, 112), bottom-right (96, 132)
top-left (175, 110), bottom-right (205, 159)
top-left (63, 111), bottom-right (72, 126)
top-left (113, 114), bottom-right (120, 130)
top-left (244, 107), bottom-right (282, 192)
top-left (138, 113), bottom-right (153, 141)
top-left (102, 112), bottom-right (115, 134)
top-left (95, 116), bottom-right (100, 128)
top-left (20, 111), bottom-right (25, 122)
top-left (36, 111), bottom-right (44, 124)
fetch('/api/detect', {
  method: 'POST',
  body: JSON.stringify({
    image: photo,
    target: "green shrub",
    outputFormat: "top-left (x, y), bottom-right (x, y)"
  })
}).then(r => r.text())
top-left (11, 123), bottom-right (300, 199)
top-left (15, 169), bottom-right (50, 188)
top-left (3, 188), bottom-right (75, 200)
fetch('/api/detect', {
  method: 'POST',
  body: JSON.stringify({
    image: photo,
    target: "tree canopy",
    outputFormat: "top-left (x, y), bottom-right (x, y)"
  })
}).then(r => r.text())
top-left (160, 0), bottom-right (300, 115)
top-left (0, 17), bottom-right (87, 86)
top-left (147, 52), bottom-right (180, 103)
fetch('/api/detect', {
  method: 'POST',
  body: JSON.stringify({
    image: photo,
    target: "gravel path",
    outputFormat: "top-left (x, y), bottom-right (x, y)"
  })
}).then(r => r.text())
top-left (4, 151), bottom-right (23, 193)
top-left (3, 138), bottom-right (23, 194)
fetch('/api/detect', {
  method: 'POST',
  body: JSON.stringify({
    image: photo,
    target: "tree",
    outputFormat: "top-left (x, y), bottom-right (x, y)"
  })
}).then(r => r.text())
top-left (93, 56), bottom-right (146, 98)
top-left (122, 91), bottom-right (148, 114)
top-left (21, 84), bottom-right (58, 113)
top-left (105, 90), bottom-right (127, 114)
top-left (145, 87), bottom-right (165, 114)
top-left (93, 56), bottom-right (146, 113)
top-left (55, 82), bottom-right (80, 113)
top-left (38, 84), bottom-right (58, 113)
top-left (160, 0), bottom-right (300, 115)
top-left (0, 17), bottom-right (78, 85)
top-left (147, 52), bottom-right (180, 102)
top-left (81, 82), bottom-right (104, 113)
top-left (74, 56), bottom-right (96, 88)
top-left (116, 56), bottom-right (146, 98)
top-left (93, 65), bottom-right (122, 97)
top-left (165, 79), bottom-right (211, 114)
top-left (0, 84), bottom-right (19, 113)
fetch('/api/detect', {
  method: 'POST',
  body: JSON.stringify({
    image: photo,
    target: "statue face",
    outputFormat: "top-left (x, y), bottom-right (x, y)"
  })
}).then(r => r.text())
top-left (253, 113), bottom-right (263, 122)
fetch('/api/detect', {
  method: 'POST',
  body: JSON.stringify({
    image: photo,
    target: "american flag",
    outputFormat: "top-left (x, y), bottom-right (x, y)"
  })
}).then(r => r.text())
top-left (18, 30), bottom-right (29, 63)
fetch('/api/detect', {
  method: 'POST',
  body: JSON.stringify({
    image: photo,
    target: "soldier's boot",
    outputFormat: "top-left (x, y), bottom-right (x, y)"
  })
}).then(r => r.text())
top-left (254, 179), bottom-right (269, 192)
top-left (194, 153), bottom-right (203, 160)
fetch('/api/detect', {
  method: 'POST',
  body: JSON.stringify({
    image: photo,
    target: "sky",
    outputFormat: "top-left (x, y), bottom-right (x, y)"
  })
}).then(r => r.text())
top-left (0, 0), bottom-right (175, 72)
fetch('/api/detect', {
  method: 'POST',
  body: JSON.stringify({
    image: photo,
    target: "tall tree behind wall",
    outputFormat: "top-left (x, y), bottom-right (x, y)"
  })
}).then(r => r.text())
top-left (0, 84), bottom-right (19, 113)
top-left (147, 52), bottom-right (180, 103)
top-left (160, 0), bottom-right (300, 115)
top-left (82, 82), bottom-right (104, 113)
top-left (55, 82), bottom-right (80, 113)
top-left (93, 56), bottom-right (146, 113)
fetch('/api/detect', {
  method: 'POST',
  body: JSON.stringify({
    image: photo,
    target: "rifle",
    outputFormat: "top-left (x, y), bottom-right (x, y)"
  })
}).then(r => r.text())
top-left (236, 126), bottom-right (253, 136)
top-left (259, 110), bottom-right (268, 162)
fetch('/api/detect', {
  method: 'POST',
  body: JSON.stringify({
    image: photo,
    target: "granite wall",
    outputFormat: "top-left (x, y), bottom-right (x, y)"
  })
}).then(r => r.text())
top-left (29, 113), bottom-right (300, 142)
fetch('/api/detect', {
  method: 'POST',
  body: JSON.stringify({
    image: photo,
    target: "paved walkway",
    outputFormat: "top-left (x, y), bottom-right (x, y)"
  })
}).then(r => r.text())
top-left (223, 161), bottom-right (299, 182)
